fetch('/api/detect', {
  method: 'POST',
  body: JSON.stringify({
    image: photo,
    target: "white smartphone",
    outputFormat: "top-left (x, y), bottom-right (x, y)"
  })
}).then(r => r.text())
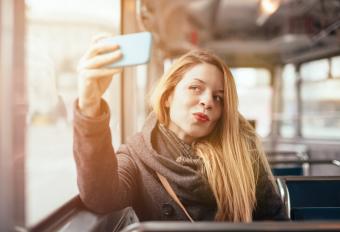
top-left (99, 32), bottom-right (152, 68)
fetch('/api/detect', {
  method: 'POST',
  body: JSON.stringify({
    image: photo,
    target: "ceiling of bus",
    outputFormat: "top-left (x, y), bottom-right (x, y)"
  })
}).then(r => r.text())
top-left (139, 0), bottom-right (340, 66)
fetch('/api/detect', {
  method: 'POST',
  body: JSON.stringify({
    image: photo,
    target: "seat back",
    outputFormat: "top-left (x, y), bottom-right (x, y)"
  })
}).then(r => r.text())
top-left (272, 166), bottom-right (304, 176)
top-left (286, 179), bottom-right (340, 207)
top-left (291, 207), bottom-right (340, 220)
top-left (276, 176), bottom-right (340, 220)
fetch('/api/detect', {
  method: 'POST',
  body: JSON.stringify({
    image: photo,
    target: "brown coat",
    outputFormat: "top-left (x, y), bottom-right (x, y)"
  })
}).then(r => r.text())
top-left (73, 100), bottom-right (288, 221)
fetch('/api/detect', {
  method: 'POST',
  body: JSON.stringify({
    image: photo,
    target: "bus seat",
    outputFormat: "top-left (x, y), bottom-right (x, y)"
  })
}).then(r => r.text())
top-left (276, 176), bottom-right (340, 220)
top-left (272, 167), bottom-right (304, 176)
top-left (291, 207), bottom-right (340, 220)
top-left (286, 179), bottom-right (340, 207)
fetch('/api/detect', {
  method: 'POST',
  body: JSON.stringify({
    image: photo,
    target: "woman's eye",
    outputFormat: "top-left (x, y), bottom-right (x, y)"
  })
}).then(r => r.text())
top-left (214, 95), bottom-right (223, 102)
top-left (189, 86), bottom-right (201, 93)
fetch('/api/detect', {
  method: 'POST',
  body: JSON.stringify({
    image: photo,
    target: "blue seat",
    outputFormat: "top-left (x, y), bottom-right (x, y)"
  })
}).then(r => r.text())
top-left (286, 180), bottom-right (340, 207)
top-left (291, 207), bottom-right (340, 220)
top-left (276, 177), bottom-right (340, 220)
top-left (272, 167), bottom-right (304, 176)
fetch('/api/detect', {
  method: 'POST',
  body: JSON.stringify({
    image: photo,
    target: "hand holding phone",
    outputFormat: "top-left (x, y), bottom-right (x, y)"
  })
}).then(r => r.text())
top-left (98, 32), bottom-right (153, 68)
top-left (77, 32), bottom-right (152, 117)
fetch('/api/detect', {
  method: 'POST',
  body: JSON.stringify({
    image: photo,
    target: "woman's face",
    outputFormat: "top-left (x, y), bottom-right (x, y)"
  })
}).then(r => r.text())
top-left (167, 63), bottom-right (224, 144)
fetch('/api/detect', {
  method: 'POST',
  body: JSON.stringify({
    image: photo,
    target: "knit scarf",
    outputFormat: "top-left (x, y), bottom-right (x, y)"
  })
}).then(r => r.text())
top-left (157, 123), bottom-right (203, 170)
top-left (126, 113), bottom-right (216, 220)
top-left (154, 122), bottom-right (216, 219)
top-left (128, 113), bottom-right (217, 220)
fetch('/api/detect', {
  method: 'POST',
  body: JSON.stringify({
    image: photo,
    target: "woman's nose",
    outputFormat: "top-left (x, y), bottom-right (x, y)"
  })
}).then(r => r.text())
top-left (199, 94), bottom-right (213, 110)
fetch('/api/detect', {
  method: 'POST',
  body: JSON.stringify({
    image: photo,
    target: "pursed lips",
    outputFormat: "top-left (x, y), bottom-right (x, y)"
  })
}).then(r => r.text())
top-left (193, 112), bottom-right (210, 122)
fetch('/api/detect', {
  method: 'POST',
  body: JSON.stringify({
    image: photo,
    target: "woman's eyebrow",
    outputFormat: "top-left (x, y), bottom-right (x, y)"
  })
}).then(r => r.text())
top-left (193, 78), bottom-right (205, 84)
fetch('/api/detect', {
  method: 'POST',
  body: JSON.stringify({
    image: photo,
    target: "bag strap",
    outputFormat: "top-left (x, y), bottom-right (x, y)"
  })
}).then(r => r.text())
top-left (156, 172), bottom-right (194, 222)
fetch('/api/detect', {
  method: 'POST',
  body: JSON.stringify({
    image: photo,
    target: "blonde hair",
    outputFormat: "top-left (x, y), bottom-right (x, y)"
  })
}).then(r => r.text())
top-left (150, 50), bottom-right (273, 222)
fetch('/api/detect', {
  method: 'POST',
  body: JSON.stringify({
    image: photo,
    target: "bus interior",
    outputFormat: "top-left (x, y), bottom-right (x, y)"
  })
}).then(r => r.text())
top-left (1, 0), bottom-right (340, 231)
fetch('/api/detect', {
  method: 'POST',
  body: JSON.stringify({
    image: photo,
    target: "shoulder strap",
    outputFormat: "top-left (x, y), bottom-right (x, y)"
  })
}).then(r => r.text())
top-left (156, 172), bottom-right (194, 222)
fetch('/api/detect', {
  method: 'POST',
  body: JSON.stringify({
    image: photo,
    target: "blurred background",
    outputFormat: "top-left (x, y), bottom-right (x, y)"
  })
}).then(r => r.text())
top-left (1, 0), bottom-right (340, 230)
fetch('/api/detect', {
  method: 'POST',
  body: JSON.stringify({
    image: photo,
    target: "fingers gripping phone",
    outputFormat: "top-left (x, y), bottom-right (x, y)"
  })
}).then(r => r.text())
top-left (99, 32), bottom-right (153, 68)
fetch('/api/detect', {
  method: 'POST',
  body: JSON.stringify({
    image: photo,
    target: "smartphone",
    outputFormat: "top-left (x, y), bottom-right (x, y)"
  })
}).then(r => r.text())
top-left (99, 32), bottom-right (152, 68)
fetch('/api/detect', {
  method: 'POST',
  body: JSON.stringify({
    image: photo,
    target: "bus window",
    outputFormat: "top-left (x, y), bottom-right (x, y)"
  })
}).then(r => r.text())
top-left (300, 57), bottom-right (340, 139)
top-left (25, 0), bottom-right (120, 226)
top-left (301, 59), bottom-right (329, 81)
top-left (231, 68), bottom-right (271, 137)
top-left (281, 64), bottom-right (298, 138)
top-left (331, 56), bottom-right (340, 78)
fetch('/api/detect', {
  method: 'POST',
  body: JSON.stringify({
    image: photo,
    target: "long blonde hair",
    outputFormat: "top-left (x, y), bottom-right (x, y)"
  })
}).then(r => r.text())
top-left (150, 50), bottom-right (273, 222)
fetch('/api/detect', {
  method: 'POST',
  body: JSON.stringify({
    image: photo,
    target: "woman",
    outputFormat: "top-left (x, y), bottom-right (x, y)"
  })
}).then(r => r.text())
top-left (73, 35), bottom-right (288, 222)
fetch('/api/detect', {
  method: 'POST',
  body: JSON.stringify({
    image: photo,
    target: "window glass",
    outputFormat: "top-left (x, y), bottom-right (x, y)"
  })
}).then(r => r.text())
top-left (25, 0), bottom-right (118, 226)
top-left (300, 58), bottom-right (329, 81)
top-left (280, 64), bottom-right (297, 137)
top-left (301, 79), bottom-right (340, 139)
top-left (231, 68), bottom-right (272, 137)
top-left (331, 56), bottom-right (340, 78)
top-left (301, 56), bottom-right (340, 139)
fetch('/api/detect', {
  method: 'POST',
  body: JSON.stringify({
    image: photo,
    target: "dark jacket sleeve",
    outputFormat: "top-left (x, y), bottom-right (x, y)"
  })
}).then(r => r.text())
top-left (73, 99), bottom-right (139, 214)
top-left (253, 163), bottom-right (289, 221)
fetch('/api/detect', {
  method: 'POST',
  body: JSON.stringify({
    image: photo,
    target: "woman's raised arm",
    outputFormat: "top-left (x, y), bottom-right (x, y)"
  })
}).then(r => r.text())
top-left (77, 35), bottom-right (122, 118)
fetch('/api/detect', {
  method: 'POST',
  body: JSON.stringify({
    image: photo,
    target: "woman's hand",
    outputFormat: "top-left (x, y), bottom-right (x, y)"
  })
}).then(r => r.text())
top-left (77, 35), bottom-right (123, 117)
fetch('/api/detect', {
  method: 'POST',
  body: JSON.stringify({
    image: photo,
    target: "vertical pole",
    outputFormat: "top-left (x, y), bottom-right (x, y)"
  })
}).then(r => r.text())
top-left (12, 0), bottom-right (26, 227)
top-left (0, 0), bottom-right (26, 230)
top-left (107, 0), bottom-right (123, 147)
top-left (0, 0), bottom-right (14, 230)
top-left (295, 64), bottom-right (302, 137)
top-left (271, 66), bottom-right (283, 139)
top-left (121, 0), bottom-right (139, 142)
